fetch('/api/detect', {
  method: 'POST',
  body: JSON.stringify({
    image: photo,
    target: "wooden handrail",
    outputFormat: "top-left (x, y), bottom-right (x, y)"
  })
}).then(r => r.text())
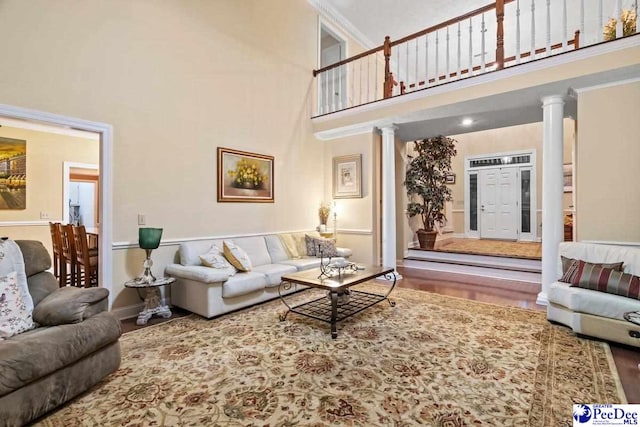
top-left (313, 45), bottom-right (384, 76)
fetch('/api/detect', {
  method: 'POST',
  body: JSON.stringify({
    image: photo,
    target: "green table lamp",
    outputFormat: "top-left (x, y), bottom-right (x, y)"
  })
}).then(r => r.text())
top-left (137, 227), bottom-right (163, 284)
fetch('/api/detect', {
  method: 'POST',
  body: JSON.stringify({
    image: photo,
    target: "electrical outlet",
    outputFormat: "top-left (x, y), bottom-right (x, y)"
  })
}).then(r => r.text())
top-left (138, 214), bottom-right (146, 226)
top-left (40, 211), bottom-right (50, 220)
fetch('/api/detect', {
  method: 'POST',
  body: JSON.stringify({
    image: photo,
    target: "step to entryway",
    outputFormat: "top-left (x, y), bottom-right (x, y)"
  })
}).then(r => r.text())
top-left (404, 248), bottom-right (542, 285)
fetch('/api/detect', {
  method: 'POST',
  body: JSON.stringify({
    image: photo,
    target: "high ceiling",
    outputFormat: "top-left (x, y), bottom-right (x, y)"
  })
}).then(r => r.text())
top-left (321, 0), bottom-right (493, 46)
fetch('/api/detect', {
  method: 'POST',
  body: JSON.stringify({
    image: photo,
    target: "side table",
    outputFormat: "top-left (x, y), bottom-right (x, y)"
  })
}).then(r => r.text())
top-left (125, 277), bottom-right (176, 326)
top-left (623, 311), bottom-right (640, 370)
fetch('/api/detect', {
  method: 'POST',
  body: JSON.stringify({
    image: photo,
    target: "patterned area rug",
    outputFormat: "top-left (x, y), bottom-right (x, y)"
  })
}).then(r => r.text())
top-left (38, 283), bottom-right (624, 426)
top-left (435, 238), bottom-right (542, 259)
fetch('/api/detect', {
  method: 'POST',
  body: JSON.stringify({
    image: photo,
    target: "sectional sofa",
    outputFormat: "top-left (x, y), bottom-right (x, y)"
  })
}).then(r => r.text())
top-left (164, 232), bottom-right (352, 318)
top-left (547, 242), bottom-right (640, 347)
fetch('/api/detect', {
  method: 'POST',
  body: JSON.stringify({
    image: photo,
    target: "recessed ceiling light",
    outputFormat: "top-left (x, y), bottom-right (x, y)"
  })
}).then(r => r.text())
top-left (461, 118), bottom-right (474, 126)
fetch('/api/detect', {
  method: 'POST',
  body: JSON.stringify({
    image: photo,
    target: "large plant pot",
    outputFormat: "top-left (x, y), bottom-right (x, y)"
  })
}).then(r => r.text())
top-left (417, 230), bottom-right (437, 249)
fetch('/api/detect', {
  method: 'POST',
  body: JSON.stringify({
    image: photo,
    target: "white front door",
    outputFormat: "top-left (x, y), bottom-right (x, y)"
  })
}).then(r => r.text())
top-left (480, 167), bottom-right (518, 240)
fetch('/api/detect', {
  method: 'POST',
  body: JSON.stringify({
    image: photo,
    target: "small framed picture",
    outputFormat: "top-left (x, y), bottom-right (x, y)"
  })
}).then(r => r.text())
top-left (445, 173), bottom-right (456, 185)
top-left (217, 147), bottom-right (274, 203)
top-left (333, 154), bottom-right (362, 198)
top-left (563, 163), bottom-right (573, 193)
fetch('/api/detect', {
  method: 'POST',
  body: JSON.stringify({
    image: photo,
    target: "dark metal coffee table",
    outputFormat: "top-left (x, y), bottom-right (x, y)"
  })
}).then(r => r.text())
top-left (278, 265), bottom-right (396, 339)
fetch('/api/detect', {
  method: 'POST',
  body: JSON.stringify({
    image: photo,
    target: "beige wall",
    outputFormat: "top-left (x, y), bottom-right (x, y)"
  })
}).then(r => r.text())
top-left (0, 0), bottom-right (333, 308)
top-left (0, 126), bottom-right (98, 254)
top-left (576, 80), bottom-right (640, 243)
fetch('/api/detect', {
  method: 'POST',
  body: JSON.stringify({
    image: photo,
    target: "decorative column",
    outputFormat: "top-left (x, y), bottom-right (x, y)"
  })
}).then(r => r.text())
top-left (538, 95), bottom-right (564, 305)
top-left (380, 125), bottom-right (402, 279)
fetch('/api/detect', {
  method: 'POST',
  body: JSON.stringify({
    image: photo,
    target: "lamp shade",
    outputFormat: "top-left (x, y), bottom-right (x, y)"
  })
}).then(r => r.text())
top-left (139, 227), bottom-right (163, 250)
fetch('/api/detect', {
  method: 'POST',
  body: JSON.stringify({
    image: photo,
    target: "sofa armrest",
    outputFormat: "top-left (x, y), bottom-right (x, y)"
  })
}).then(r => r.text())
top-left (32, 286), bottom-right (109, 326)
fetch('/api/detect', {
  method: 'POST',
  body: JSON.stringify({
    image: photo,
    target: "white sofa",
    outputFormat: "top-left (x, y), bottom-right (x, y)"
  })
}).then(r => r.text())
top-left (547, 242), bottom-right (640, 347)
top-left (164, 232), bottom-right (352, 318)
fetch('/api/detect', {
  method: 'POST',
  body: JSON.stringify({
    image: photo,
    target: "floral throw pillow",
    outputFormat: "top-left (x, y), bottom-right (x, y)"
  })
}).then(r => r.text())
top-left (222, 240), bottom-right (252, 272)
top-left (199, 245), bottom-right (237, 276)
top-left (0, 271), bottom-right (35, 340)
top-left (305, 234), bottom-right (337, 257)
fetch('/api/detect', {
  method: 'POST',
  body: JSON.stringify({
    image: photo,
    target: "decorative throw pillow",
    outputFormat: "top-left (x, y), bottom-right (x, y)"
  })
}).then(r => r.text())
top-left (199, 245), bottom-right (237, 276)
top-left (560, 256), bottom-right (624, 284)
top-left (305, 234), bottom-right (337, 257)
top-left (279, 234), bottom-right (300, 259)
top-left (0, 271), bottom-right (36, 339)
top-left (571, 262), bottom-right (640, 300)
top-left (222, 240), bottom-right (252, 272)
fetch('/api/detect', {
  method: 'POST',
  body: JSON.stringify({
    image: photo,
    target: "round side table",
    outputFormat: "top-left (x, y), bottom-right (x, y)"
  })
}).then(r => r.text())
top-left (125, 277), bottom-right (176, 326)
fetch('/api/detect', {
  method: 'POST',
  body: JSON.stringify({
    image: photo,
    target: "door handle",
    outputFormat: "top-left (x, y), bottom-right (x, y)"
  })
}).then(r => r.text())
top-left (481, 205), bottom-right (485, 211)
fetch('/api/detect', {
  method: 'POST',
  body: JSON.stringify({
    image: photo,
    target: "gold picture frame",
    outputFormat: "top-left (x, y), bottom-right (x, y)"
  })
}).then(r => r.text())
top-left (333, 154), bottom-right (362, 199)
top-left (217, 147), bottom-right (274, 203)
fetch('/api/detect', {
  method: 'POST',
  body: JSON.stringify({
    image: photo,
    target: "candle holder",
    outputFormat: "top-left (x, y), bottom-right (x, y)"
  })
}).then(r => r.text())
top-left (136, 227), bottom-right (163, 284)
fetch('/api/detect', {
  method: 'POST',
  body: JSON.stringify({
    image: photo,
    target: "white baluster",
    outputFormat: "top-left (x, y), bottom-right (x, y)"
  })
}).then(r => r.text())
top-left (436, 31), bottom-right (440, 82)
top-left (425, 33), bottom-right (430, 85)
top-left (616, 0), bottom-right (623, 38)
top-left (469, 18), bottom-right (473, 76)
top-left (481, 13), bottom-right (486, 72)
top-left (457, 22), bottom-right (462, 79)
top-left (562, 0), bottom-right (567, 52)
top-left (415, 38), bottom-right (419, 88)
top-left (324, 71), bottom-right (329, 113)
top-left (367, 55), bottom-right (370, 102)
top-left (331, 67), bottom-right (336, 112)
top-left (338, 64), bottom-right (343, 110)
top-left (396, 48), bottom-right (400, 93)
top-left (598, 0), bottom-right (603, 42)
top-left (359, 59), bottom-right (363, 105)
top-left (375, 53), bottom-right (378, 101)
top-left (446, 26), bottom-right (450, 81)
top-left (546, 0), bottom-right (551, 57)
top-left (516, 0), bottom-right (522, 64)
top-left (350, 62), bottom-right (354, 107)
top-left (531, 0), bottom-right (536, 59)
top-left (405, 42), bottom-right (409, 89)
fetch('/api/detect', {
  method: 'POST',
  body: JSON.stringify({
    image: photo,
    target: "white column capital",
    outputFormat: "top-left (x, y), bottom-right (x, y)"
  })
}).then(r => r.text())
top-left (378, 125), bottom-right (399, 136)
top-left (541, 94), bottom-right (565, 107)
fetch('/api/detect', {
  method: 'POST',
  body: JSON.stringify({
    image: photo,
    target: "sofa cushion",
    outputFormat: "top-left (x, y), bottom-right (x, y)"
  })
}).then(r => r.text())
top-left (571, 262), bottom-right (640, 300)
top-left (280, 256), bottom-right (345, 271)
top-left (252, 264), bottom-right (297, 287)
top-left (265, 235), bottom-right (290, 263)
top-left (0, 271), bottom-right (35, 339)
top-left (179, 240), bottom-right (224, 266)
top-left (305, 234), bottom-right (337, 257)
top-left (0, 311), bottom-right (121, 397)
top-left (233, 237), bottom-right (272, 267)
top-left (199, 245), bottom-right (237, 276)
top-left (222, 272), bottom-right (266, 298)
top-left (165, 264), bottom-right (232, 283)
top-left (278, 234), bottom-right (301, 259)
top-left (223, 240), bottom-right (252, 272)
top-left (560, 256), bottom-right (624, 283)
top-left (549, 281), bottom-right (640, 320)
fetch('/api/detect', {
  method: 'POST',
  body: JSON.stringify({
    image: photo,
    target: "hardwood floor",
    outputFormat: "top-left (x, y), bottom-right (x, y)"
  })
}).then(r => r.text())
top-left (120, 268), bottom-right (640, 403)
top-left (397, 267), bottom-right (640, 403)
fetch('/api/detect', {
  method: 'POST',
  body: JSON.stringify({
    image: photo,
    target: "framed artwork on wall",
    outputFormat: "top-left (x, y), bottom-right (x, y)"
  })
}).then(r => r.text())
top-left (563, 163), bottom-right (573, 193)
top-left (217, 147), bottom-right (274, 203)
top-left (333, 154), bottom-right (362, 198)
top-left (445, 173), bottom-right (456, 184)
top-left (0, 137), bottom-right (26, 209)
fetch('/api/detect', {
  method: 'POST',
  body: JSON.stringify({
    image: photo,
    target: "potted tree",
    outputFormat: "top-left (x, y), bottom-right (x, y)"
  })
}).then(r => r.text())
top-left (404, 135), bottom-right (457, 249)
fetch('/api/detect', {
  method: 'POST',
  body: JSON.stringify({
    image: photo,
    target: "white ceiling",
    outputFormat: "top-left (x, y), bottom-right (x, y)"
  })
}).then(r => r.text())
top-left (321, 0), bottom-right (500, 47)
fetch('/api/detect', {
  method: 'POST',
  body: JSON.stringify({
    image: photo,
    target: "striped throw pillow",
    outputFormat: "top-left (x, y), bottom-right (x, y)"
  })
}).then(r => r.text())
top-left (571, 261), bottom-right (640, 300)
top-left (560, 257), bottom-right (624, 284)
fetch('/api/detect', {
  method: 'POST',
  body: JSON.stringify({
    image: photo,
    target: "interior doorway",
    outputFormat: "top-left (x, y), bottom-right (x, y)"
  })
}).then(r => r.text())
top-left (466, 150), bottom-right (537, 242)
top-left (63, 162), bottom-right (99, 229)
top-left (318, 20), bottom-right (347, 114)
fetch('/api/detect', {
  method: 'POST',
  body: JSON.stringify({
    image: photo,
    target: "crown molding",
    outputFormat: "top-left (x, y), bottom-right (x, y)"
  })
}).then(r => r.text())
top-left (307, 0), bottom-right (376, 50)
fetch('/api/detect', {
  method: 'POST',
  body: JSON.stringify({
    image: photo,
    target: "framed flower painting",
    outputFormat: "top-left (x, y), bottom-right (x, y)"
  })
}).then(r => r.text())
top-left (217, 147), bottom-right (274, 203)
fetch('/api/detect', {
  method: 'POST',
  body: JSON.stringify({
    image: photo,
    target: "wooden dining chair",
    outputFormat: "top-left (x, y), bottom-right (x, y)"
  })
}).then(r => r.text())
top-left (48, 222), bottom-right (69, 287)
top-left (61, 224), bottom-right (80, 287)
top-left (73, 225), bottom-right (98, 287)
